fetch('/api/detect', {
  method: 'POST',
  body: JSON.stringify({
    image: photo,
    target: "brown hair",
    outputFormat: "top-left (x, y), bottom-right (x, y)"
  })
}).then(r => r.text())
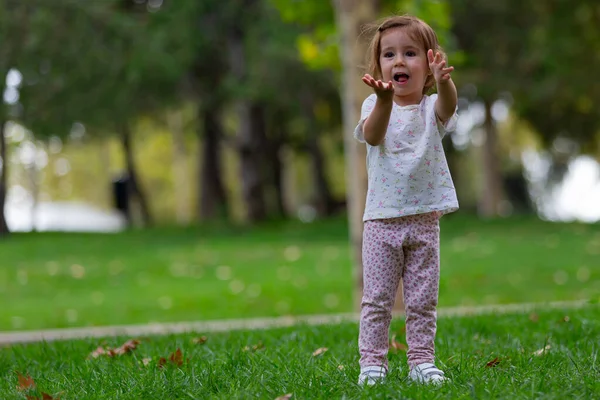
top-left (364, 15), bottom-right (445, 94)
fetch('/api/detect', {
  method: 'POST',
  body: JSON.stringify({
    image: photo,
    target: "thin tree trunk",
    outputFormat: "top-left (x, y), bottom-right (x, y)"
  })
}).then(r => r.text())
top-left (333, 0), bottom-right (406, 313)
top-left (239, 102), bottom-right (268, 222)
top-left (228, 0), bottom-right (267, 223)
top-left (167, 110), bottom-right (192, 225)
top-left (0, 119), bottom-right (9, 236)
top-left (27, 163), bottom-right (39, 232)
top-left (199, 104), bottom-right (228, 220)
top-left (301, 90), bottom-right (335, 217)
top-left (266, 119), bottom-right (286, 218)
top-left (479, 99), bottom-right (506, 217)
top-left (121, 125), bottom-right (152, 227)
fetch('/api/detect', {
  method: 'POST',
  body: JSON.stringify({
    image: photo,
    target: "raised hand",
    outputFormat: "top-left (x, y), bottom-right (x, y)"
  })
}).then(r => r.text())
top-left (427, 50), bottom-right (454, 83)
top-left (362, 74), bottom-right (394, 101)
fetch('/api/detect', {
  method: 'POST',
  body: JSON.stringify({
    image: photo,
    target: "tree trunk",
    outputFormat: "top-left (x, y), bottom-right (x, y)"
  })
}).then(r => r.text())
top-left (479, 99), bottom-right (506, 217)
top-left (266, 118), bottom-right (286, 218)
top-left (167, 110), bottom-right (192, 225)
top-left (0, 119), bottom-right (9, 236)
top-left (229, 28), bottom-right (267, 222)
top-left (240, 102), bottom-right (268, 222)
top-left (301, 90), bottom-right (335, 217)
top-left (121, 125), bottom-right (152, 227)
top-left (198, 104), bottom-right (229, 221)
top-left (332, 0), bottom-right (406, 314)
top-left (27, 163), bottom-right (39, 232)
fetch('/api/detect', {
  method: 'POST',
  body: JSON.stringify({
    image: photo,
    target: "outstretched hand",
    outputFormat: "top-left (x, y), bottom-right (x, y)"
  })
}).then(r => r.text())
top-left (362, 74), bottom-right (394, 101)
top-left (428, 50), bottom-right (454, 83)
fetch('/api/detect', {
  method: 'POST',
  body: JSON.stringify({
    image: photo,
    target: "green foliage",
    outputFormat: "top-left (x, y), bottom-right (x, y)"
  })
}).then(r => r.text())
top-left (448, 0), bottom-right (600, 152)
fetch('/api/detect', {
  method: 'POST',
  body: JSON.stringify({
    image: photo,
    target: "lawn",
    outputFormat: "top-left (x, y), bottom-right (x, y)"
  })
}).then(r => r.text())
top-left (1, 305), bottom-right (598, 399)
top-left (0, 214), bottom-right (599, 331)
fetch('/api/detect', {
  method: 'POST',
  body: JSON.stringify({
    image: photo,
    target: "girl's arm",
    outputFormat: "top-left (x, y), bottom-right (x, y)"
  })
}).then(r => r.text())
top-left (427, 50), bottom-right (457, 123)
top-left (361, 74), bottom-right (394, 146)
top-left (435, 78), bottom-right (457, 123)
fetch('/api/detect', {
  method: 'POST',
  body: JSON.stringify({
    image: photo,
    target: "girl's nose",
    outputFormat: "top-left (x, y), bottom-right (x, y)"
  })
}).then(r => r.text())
top-left (394, 56), bottom-right (405, 66)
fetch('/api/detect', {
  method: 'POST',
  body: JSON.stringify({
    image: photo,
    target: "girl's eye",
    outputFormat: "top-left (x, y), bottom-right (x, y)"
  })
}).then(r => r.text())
top-left (406, 51), bottom-right (416, 57)
top-left (384, 52), bottom-right (394, 58)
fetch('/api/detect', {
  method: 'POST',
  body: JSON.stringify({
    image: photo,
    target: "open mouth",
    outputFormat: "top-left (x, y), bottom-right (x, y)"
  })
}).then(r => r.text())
top-left (393, 73), bottom-right (409, 83)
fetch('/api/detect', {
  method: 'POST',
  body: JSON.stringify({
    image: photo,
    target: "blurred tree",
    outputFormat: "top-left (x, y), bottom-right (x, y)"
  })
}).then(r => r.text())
top-left (447, 0), bottom-right (535, 217)
top-left (0, 0), bottom-right (32, 235)
top-left (450, 0), bottom-right (600, 209)
top-left (513, 0), bottom-right (600, 161)
top-left (331, 0), bottom-right (379, 310)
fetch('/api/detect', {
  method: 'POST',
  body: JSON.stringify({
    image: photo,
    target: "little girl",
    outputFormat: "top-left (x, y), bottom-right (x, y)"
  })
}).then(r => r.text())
top-left (354, 15), bottom-right (459, 385)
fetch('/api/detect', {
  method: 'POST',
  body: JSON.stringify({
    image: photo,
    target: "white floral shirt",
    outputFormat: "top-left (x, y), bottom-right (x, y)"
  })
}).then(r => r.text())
top-left (354, 93), bottom-right (459, 222)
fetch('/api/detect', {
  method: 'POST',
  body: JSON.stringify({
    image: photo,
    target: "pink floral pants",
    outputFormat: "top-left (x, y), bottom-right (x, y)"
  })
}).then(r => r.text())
top-left (358, 212), bottom-right (441, 369)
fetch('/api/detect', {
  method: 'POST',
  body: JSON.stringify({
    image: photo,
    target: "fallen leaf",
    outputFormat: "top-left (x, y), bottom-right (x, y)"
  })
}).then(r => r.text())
top-left (88, 339), bottom-right (140, 359)
top-left (169, 348), bottom-right (184, 366)
top-left (312, 347), bottom-right (328, 357)
top-left (192, 336), bottom-right (208, 345)
top-left (389, 335), bottom-right (408, 352)
top-left (25, 393), bottom-right (60, 400)
top-left (17, 373), bottom-right (36, 391)
top-left (253, 342), bottom-right (264, 351)
top-left (142, 358), bottom-right (152, 366)
top-left (485, 357), bottom-right (501, 367)
top-left (275, 394), bottom-right (292, 400)
top-left (112, 339), bottom-right (141, 356)
top-left (242, 342), bottom-right (264, 352)
top-left (533, 345), bottom-right (551, 356)
top-left (158, 349), bottom-right (185, 368)
top-left (90, 346), bottom-right (107, 358)
top-left (529, 313), bottom-right (539, 322)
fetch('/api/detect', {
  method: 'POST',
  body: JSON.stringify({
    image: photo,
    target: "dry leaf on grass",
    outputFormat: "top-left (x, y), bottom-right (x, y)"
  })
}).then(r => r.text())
top-left (274, 394), bottom-right (292, 400)
top-left (89, 339), bottom-right (140, 359)
top-left (18, 373), bottom-right (60, 399)
top-left (529, 313), bottom-right (539, 322)
top-left (485, 357), bottom-right (501, 367)
top-left (170, 348), bottom-right (184, 366)
top-left (17, 373), bottom-right (36, 391)
top-left (192, 336), bottom-right (208, 345)
top-left (242, 342), bottom-right (265, 352)
top-left (158, 348), bottom-right (185, 368)
top-left (389, 335), bottom-right (408, 352)
top-left (533, 345), bottom-right (551, 356)
top-left (312, 347), bottom-right (328, 357)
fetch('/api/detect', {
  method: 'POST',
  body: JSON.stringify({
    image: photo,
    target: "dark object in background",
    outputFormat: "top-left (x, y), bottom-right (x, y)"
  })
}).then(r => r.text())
top-left (112, 175), bottom-right (131, 224)
top-left (504, 171), bottom-right (533, 214)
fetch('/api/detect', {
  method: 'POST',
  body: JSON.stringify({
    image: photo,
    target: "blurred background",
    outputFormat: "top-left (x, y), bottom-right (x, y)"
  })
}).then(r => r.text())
top-left (0, 0), bottom-right (599, 331)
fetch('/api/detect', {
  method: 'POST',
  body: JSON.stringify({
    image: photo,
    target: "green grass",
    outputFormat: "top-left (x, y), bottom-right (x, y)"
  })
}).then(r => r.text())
top-left (1, 305), bottom-right (598, 399)
top-left (1, 215), bottom-right (599, 331)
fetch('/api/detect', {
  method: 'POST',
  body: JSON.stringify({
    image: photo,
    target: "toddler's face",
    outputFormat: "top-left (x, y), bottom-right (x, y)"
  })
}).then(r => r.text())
top-left (379, 28), bottom-right (430, 106)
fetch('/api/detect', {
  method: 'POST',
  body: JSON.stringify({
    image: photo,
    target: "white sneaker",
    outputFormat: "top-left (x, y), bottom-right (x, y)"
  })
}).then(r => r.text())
top-left (409, 363), bottom-right (447, 384)
top-left (357, 365), bottom-right (387, 386)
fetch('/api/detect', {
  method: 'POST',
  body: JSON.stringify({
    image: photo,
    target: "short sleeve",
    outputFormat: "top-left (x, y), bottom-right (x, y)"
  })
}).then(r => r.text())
top-left (353, 94), bottom-right (377, 143)
top-left (429, 93), bottom-right (458, 137)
